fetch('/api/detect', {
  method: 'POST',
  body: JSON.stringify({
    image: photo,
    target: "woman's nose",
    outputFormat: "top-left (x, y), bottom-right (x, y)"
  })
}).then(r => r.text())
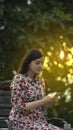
top-left (39, 63), bottom-right (43, 68)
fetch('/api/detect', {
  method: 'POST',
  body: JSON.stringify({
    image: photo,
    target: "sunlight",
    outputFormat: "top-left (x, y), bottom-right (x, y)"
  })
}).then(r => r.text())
top-left (50, 46), bottom-right (54, 51)
top-left (43, 56), bottom-right (49, 68)
top-left (68, 47), bottom-right (73, 55)
top-left (66, 58), bottom-right (73, 66)
top-left (58, 63), bottom-right (64, 69)
top-left (43, 44), bottom-right (73, 86)
top-left (27, 0), bottom-right (32, 5)
top-left (62, 42), bottom-right (67, 48)
top-left (67, 74), bottom-right (73, 84)
top-left (59, 50), bottom-right (65, 59)
top-left (64, 88), bottom-right (71, 102)
top-left (43, 56), bottom-right (50, 71)
top-left (54, 61), bottom-right (57, 65)
top-left (68, 68), bottom-right (73, 74)
top-left (67, 53), bottom-right (72, 59)
top-left (56, 76), bottom-right (61, 81)
top-left (47, 51), bottom-right (52, 56)
top-left (60, 35), bottom-right (63, 39)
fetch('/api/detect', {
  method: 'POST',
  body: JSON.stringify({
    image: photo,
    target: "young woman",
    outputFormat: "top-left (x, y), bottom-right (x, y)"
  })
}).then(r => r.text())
top-left (9, 48), bottom-right (62, 130)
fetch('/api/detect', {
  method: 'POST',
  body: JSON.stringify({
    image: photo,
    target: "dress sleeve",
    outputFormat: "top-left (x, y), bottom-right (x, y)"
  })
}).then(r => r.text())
top-left (10, 74), bottom-right (28, 112)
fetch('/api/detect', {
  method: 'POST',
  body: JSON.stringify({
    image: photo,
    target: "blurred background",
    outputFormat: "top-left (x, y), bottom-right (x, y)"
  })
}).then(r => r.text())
top-left (0, 0), bottom-right (73, 126)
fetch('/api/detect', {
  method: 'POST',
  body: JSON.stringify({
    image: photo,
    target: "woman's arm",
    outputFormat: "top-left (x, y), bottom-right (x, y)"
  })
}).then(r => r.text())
top-left (26, 96), bottom-right (58, 110)
top-left (26, 96), bottom-right (57, 110)
top-left (41, 96), bottom-right (58, 111)
top-left (26, 99), bottom-right (43, 110)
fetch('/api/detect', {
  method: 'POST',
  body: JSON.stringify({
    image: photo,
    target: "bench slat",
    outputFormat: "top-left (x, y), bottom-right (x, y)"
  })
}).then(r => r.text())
top-left (0, 108), bottom-right (11, 116)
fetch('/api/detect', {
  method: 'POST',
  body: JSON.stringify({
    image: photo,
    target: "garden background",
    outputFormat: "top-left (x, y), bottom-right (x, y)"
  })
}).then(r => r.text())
top-left (0, 0), bottom-right (73, 126)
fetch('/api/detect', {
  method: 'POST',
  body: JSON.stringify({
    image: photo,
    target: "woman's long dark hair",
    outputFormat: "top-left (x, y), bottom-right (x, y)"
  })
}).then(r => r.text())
top-left (17, 48), bottom-right (43, 74)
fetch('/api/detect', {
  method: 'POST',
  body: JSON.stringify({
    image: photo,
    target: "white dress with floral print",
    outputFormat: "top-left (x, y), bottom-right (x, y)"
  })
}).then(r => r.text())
top-left (9, 74), bottom-right (62, 130)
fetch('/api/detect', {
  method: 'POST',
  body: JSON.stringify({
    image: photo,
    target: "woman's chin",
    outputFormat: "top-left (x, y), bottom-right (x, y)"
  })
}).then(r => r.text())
top-left (35, 70), bottom-right (41, 75)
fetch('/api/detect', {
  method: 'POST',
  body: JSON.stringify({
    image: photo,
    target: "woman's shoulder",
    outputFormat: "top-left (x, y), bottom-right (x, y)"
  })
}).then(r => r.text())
top-left (13, 73), bottom-right (23, 80)
top-left (10, 73), bottom-right (25, 85)
top-left (10, 73), bottom-right (27, 89)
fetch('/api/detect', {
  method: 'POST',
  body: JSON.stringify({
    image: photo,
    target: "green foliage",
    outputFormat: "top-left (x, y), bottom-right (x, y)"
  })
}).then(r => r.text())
top-left (0, 0), bottom-right (73, 125)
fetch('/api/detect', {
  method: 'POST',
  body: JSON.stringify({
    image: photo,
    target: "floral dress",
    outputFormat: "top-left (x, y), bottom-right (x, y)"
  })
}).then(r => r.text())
top-left (9, 74), bottom-right (62, 130)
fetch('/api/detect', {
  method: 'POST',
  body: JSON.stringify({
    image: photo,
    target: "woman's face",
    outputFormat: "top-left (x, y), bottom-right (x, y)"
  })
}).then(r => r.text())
top-left (28, 57), bottom-right (44, 75)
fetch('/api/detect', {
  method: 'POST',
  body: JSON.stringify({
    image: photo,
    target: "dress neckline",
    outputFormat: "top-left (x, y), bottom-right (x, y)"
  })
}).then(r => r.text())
top-left (23, 73), bottom-right (37, 83)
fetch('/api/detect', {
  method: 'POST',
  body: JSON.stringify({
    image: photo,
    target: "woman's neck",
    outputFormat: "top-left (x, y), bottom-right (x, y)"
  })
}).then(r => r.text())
top-left (27, 71), bottom-right (36, 79)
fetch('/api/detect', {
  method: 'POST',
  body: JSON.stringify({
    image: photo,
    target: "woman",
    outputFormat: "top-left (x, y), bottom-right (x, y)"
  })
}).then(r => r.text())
top-left (9, 48), bottom-right (62, 130)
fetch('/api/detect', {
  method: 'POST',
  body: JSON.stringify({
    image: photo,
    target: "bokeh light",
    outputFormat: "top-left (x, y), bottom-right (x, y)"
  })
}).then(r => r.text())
top-left (59, 50), bottom-right (65, 59)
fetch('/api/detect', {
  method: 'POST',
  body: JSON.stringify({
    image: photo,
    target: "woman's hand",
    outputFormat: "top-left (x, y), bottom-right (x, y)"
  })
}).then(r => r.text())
top-left (42, 95), bottom-right (58, 106)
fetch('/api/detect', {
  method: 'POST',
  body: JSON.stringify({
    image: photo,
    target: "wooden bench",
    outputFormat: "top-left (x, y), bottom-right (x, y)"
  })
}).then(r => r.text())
top-left (0, 80), bottom-right (11, 130)
top-left (0, 80), bottom-right (68, 129)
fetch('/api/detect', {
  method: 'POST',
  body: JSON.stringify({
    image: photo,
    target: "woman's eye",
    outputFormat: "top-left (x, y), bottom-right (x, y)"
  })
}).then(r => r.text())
top-left (35, 62), bottom-right (43, 65)
top-left (35, 62), bottom-right (40, 65)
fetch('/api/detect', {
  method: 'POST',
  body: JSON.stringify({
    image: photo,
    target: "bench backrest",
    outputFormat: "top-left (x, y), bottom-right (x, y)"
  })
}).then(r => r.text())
top-left (0, 80), bottom-right (11, 119)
